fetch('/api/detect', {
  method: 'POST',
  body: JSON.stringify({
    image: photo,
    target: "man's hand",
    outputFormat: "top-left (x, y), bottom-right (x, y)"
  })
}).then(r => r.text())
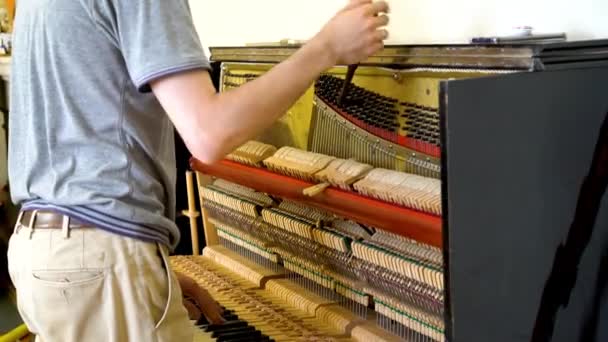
top-left (315, 0), bottom-right (390, 65)
top-left (175, 272), bottom-right (225, 324)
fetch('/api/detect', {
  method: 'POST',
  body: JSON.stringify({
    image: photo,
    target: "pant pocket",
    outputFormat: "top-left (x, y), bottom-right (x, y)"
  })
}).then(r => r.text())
top-left (31, 269), bottom-right (105, 287)
top-left (150, 244), bottom-right (193, 342)
top-left (154, 243), bottom-right (175, 329)
top-left (25, 269), bottom-right (108, 341)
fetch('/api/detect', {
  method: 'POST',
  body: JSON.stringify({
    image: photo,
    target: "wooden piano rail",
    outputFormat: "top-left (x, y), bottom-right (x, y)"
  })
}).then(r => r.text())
top-left (190, 158), bottom-right (443, 248)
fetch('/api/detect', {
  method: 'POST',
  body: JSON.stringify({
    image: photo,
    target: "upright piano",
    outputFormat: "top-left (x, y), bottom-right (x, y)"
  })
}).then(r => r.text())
top-left (174, 40), bottom-right (608, 342)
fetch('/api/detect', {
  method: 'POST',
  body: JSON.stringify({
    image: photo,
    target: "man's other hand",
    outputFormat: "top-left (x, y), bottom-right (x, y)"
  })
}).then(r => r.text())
top-left (176, 271), bottom-right (225, 324)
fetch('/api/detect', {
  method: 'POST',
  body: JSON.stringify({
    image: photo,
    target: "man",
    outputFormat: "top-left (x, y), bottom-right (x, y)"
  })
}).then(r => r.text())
top-left (6, 0), bottom-right (389, 341)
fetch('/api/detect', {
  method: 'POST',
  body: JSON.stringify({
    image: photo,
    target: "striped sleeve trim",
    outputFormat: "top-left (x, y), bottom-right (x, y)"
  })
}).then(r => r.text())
top-left (134, 59), bottom-right (211, 93)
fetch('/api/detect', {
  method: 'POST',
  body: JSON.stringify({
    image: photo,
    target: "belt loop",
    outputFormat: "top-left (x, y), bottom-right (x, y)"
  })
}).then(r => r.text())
top-left (62, 215), bottom-right (70, 239)
top-left (14, 210), bottom-right (24, 234)
top-left (27, 209), bottom-right (39, 239)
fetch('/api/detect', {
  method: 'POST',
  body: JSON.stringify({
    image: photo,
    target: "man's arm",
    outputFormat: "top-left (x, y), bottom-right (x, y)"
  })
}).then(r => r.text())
top-left (151, 0), bottom-right (389, 164)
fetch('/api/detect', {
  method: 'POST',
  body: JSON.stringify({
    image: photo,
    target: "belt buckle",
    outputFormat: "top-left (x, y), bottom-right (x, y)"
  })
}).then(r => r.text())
top-left (15, 210), bottom-right (73, 238)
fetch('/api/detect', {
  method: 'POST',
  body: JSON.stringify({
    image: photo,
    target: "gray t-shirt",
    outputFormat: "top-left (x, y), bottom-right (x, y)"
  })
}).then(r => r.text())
top-left (9, 0), bottom-right (210, 249)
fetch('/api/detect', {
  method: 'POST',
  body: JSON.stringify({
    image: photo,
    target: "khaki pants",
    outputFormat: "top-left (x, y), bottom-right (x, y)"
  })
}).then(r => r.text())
top-left (7, 213), bottom-right (194, 342)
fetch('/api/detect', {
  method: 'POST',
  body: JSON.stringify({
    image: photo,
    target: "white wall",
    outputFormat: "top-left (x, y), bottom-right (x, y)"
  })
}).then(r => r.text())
top-left (190, 0), bottom-right (608, 47)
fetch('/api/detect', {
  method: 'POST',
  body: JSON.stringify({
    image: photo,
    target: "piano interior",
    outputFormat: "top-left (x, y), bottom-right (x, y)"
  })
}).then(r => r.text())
top-left (173, 43), bottom-right (608, 341)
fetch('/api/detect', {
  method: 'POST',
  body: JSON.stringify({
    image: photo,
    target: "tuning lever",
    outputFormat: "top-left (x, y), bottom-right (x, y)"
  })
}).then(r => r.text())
top-left (338, 64), bottom-right (359, 106)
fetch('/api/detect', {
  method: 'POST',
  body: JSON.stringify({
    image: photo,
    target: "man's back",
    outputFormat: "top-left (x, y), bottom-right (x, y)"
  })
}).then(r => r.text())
top-left (9, 0), bottom-right (210, 248)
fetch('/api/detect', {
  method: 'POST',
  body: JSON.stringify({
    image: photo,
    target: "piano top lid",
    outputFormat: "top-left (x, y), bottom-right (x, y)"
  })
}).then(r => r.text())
top-left (209, 39), bottom-right (608, 71)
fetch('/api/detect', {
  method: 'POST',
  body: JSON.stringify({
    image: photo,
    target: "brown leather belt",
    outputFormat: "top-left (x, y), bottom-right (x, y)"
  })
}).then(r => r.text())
top-left (19, 210), bottom-right (88, 229)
